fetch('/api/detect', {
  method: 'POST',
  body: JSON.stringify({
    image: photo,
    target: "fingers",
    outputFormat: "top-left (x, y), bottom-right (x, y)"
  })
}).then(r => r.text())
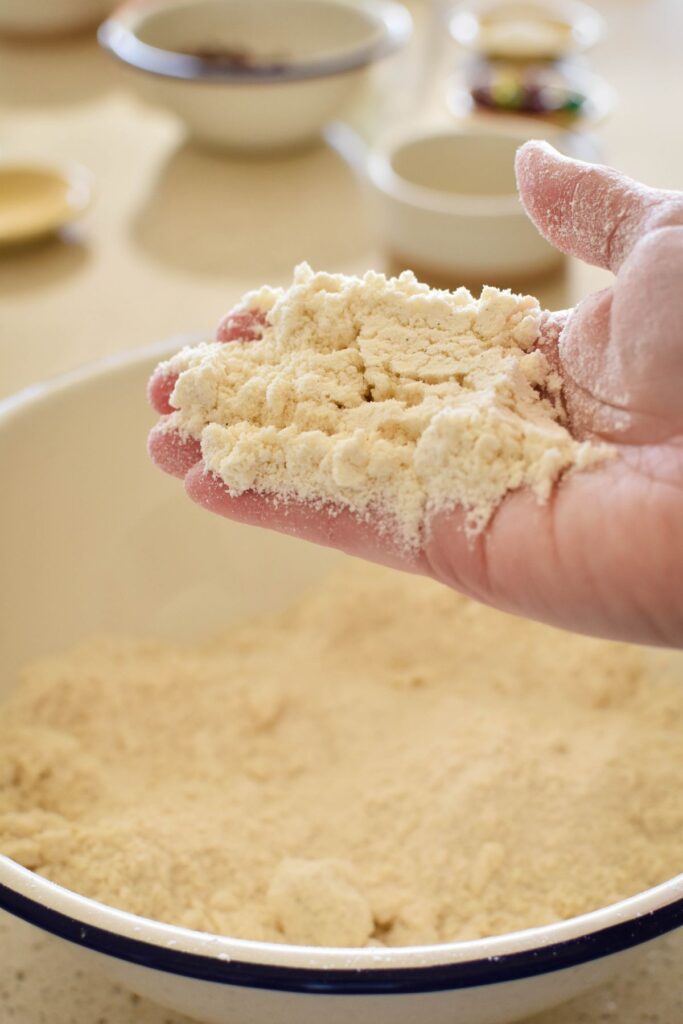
top-left (515, 140), bottom-right (683, 272)
top-left (147, 370), bottom-right (179, 415)
top-left (148, 423), bottom-right (202, 479)
top-left (184, 464), bottom-right (430, 575)
top-left (216, 308), bottom-right (267, 342)
top-left (558, 288), bottom-right (616, 424)
top-left (609, 225), bottom-right (683, 435)
top-left (536, 308), bottom-right (569, 369)
top-left (183, 456), bottom-right (682, 646)
top-left (430, 449), bottom-right (683, 647)
top-left (183, 459), bottom-right (682, 645)
top-left (551, 226), bottom-right (683, 444)
top-left (148, 307), bottom-right (268, 416)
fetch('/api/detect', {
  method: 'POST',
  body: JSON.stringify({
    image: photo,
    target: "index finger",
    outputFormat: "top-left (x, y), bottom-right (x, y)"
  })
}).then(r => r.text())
top-left (515, 141), bottom-right (683, 273)
top-left (147, 307), bottom-right (268, 415)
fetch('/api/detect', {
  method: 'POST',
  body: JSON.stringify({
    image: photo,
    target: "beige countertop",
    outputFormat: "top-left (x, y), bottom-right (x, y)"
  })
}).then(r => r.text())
top-left (1, 0), bottom-right (682, 1020)
top-left (2, 0), bottom-right (681, 404)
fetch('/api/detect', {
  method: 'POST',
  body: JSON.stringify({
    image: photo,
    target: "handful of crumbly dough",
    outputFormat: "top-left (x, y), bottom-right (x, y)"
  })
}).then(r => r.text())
top-left (158, 264), bottom-right (606, 548)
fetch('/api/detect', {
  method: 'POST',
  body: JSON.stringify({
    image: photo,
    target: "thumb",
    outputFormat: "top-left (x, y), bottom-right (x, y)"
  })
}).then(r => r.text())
top-left (515, 141), bottom-right (683, 273)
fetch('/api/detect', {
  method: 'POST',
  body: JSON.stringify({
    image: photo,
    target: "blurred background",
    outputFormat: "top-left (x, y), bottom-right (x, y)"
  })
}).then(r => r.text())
top-left (0, 0), bottom-right (680, 403)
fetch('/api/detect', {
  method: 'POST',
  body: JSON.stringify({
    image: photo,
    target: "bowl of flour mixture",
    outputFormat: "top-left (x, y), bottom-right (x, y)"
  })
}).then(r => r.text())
top-left (0, 340), bottom-right (682, 1024)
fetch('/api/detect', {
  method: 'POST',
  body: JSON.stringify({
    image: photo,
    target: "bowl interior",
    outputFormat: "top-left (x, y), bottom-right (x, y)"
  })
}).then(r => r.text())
top-left (134, 0), bottom-right (384, 64)
top-left (390, 131), bottom-right (520, 198)
top-left (0, 344), bottom-right (340, 700)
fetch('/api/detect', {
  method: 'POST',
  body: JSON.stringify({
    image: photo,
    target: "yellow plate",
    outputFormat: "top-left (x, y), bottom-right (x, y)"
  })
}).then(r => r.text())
top-left (0, 163), bottom-right (92, 246)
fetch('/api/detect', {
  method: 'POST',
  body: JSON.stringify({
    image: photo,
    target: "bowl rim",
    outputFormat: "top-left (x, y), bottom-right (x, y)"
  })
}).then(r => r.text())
top-left (97, 0), bottom-right (412, 84)
top-left (2, 846), bottom-right (683, 993)
top-left (1, 342), bottom-right (683, 993)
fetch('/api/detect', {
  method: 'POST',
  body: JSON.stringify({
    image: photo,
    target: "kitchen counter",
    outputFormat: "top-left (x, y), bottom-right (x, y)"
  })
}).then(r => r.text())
top-left (1, 910), bottom-right (681, 1023)
top-left (1, 1), bottom-right (682, 1020)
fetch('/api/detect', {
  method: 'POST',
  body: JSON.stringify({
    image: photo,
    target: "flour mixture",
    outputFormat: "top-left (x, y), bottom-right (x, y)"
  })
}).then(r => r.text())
top-left (156, 265), bottom-right (607, 545)
top-left (1, 563), bottom-right (681, 947)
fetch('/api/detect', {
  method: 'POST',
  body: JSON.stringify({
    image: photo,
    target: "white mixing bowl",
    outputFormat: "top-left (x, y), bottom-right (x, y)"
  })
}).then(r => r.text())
top-left (1, 343), bottom-right (682, 1024)
top-left (98, 0), bottom-right (412, 152)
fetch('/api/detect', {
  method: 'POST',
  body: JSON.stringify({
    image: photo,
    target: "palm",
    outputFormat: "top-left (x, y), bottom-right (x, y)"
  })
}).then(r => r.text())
top-left (149, 143), bottom-right (683, 647)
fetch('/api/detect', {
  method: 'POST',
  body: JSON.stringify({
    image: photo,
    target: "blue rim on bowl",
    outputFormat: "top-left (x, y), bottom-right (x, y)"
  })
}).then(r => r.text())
top-left (98, 0), bottom-right (413, 84)
top-left (1, 845), bottom-right (683, 994)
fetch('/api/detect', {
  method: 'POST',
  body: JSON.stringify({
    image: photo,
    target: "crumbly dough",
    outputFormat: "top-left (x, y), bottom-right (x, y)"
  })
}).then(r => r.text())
top-left (159, 265), bottom-right (607, 546)
top-left (1, 564), bottom-right (682, 948)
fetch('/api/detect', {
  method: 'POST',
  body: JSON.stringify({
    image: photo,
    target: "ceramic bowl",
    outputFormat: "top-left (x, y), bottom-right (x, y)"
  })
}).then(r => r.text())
top-left (449, 0), bottom-right (605, 61)
top-left (0, 0), bottom-right (114, 36)
top-left (366, 121), bottom-right (597, 289)
top-left (1, 343), bottom-right (683, 1024)
top-left (98, 0), bottom-right (412, 152)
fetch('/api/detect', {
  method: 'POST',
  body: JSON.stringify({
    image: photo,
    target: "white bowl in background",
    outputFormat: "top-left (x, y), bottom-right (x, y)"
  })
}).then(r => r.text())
top-left (98, 0), bottom-right (412, 152)
top-left (0, 0), bottom-right (114, 36)
top-left (366, 122), bottom-right (597, 289)
top-left (449, 0), bottom-right (605, 62)
top-left (1, 343), bottom-right (683, 1024)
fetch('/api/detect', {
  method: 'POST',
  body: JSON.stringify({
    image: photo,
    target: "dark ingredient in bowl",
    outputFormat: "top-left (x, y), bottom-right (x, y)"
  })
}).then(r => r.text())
top-left (471, 81), bottom-right (585, 116)
top-left (181, 46), bottom-right (287, 72)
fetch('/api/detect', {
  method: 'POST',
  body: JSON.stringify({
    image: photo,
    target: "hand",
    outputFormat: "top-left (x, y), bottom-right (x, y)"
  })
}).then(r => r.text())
top-left (148, 142), bottom-right (683, 648)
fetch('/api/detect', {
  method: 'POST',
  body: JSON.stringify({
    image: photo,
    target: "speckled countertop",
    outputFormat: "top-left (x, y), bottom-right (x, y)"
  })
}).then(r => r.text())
top-left (1, 912), bottom-right (681, 1023)
top-left (1, 0), bottom-right (682, 1020)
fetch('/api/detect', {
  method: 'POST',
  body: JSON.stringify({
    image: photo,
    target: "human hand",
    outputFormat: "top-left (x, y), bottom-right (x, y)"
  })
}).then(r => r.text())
top-left (148, 142), bottom-right (683, 647)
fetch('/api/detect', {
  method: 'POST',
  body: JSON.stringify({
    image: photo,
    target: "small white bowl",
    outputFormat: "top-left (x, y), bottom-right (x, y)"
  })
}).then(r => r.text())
top-left (366, 122), bottom-right (595, 288)
top-left (98, 0), bottom-right (412, 152)
top-left (0, 161), bottom-right (92, 246)
top-left (1, 344), bottom-right (683, 1024)
top-left (0, 0), bottom-right (114, 36)
top-left (449, 0), bottom-right (605, 61)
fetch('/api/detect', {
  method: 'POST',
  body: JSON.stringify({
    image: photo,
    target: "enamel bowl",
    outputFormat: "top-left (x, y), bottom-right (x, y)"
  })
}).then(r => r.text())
top-left (98, 0), bottom-right (412, 152)
top-left (1, 344), bottom-right (683, 1024)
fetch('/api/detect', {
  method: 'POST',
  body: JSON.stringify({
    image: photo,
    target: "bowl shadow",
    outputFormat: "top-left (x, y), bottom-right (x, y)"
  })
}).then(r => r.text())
top-left (0, 33), bottom-right (115, 109)
top-left (131, 138), bottom-right (373, 280)
top-left (0, 229), bottom-right (90, 295)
